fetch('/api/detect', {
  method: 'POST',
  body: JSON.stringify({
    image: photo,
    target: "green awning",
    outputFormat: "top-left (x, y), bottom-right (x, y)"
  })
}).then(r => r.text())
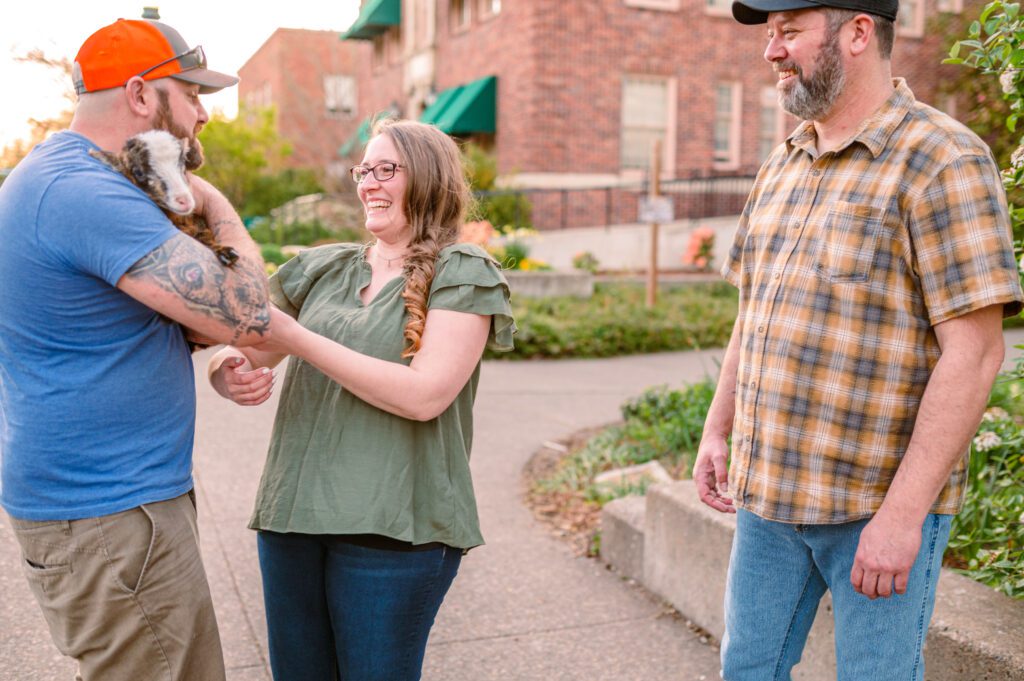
top-left (421, 75), bottom-right (496, 135)
top-left (341, 0), bottom-right (400, 40)
top-left (420, 86), bottom-right (463, 126)
top-left (339, 117), bottom-right (372, 157)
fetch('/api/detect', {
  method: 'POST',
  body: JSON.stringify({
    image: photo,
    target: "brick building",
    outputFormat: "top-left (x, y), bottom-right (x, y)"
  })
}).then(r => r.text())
top-left (238, 29), bottom-right (362, 181)
top-left (338, 0), bottom-right (978, 227)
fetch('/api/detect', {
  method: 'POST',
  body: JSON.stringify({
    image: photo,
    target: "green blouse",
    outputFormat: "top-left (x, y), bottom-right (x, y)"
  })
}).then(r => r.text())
top-left (249, 242), bottom-right (515, 549)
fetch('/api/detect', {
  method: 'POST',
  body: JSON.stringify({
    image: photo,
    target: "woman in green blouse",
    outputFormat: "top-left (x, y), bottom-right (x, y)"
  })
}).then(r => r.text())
top-left (207, 120), bottom-right (514, 681)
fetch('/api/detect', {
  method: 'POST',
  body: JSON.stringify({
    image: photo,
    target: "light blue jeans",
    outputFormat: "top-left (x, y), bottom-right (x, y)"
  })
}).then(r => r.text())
top-left (721, 509), bottom-right (952, 681)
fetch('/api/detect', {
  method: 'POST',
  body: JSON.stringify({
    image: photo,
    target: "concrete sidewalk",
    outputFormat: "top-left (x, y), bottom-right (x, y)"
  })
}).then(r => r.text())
top-left (2, 330), bottom-right (1022, 680)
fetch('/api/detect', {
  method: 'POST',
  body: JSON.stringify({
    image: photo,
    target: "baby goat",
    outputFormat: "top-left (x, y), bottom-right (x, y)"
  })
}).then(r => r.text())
top-left (92, 130), bottom-right (239, 267)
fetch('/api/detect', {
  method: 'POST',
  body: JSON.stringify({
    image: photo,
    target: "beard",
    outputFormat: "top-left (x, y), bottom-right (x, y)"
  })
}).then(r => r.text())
top-left (776, 29), bottom-right (846, 121)
top-left (153, 87), bottom-right (205, 170)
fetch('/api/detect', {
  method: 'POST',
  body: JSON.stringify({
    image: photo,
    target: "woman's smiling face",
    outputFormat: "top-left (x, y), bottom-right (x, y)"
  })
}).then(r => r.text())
top-left (356, 133), bottom-right (410, 242)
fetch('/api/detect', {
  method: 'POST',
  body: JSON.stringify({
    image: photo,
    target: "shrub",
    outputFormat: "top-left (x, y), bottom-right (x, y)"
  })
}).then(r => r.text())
top-left (947, 407), bottom-right (1024, 598)
top-left (260, 243), bottom-right (291, 266)
top-left (538, 378), bottom-right (716, 506)
top-left (490, 282), bottom-right (738, 359)
top-left (462, 141), bottom-right (533, 231)
top-left (572, 251), bottom-right (600, 274)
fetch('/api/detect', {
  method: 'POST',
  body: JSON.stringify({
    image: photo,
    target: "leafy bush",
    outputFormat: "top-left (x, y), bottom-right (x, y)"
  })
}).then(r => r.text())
top-left (260, 243), bottom-right (290, 266)
top-left (537, 378), bottom-right (716, 506)
top-left (572, 251), bottom-right (600, 274)
top-left (249, 219), bottom-right (367, 247)
top-left (462, 141), bottom-right (533, 231)
top-left (947, 407), bottom-right (1024, 598)
top-left (944, 0), bottom-right (1024, 598)
top-left (489, 282), bottom-right (738, 359)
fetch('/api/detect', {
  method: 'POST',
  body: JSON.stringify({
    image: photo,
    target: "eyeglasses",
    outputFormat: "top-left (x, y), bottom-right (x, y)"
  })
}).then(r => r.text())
top-left (136, 45), bottom-right (207, 80)
top-left (350, 162), bottom-right (403, 184)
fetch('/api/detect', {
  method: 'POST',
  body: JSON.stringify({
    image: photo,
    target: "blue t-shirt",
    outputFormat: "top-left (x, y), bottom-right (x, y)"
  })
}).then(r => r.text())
top-left (0, 131), bottom-right (196, 521)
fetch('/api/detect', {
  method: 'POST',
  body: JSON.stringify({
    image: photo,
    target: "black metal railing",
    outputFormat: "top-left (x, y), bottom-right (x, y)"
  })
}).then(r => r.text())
top-left (474, 171), bottom-right (757, 231)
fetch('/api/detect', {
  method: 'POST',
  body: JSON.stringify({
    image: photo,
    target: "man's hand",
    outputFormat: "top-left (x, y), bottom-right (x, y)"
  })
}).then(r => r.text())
top-left (693, 436), bottom-right (734, 513)
top-left (850, 509), bottom-right (922, 599)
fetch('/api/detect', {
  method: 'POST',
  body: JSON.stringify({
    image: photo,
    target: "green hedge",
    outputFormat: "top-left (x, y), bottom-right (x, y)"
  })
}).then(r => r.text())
top-left (489, 282), bottom-right (738, 360)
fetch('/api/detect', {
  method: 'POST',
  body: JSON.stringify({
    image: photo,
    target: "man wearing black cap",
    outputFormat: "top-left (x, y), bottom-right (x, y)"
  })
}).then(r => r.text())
top-left (693, 2), bottom-right (1023, 679)
top-left (0, 19), bottom-right (270, 680)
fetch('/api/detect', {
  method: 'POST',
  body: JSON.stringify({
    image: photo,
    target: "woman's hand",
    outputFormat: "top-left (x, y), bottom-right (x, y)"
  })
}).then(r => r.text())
top-left (252, 307), bottom-right (306, 356)
top-left (209, 354), bottom-right (276, 406)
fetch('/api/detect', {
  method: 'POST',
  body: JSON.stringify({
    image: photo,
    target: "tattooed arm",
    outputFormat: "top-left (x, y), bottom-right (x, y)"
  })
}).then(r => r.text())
top-left (116, 178), bottom-right (270, 346)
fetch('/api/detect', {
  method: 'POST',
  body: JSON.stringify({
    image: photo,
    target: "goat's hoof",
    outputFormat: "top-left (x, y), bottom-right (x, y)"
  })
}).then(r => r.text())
top-left (218, 247), bottom-right (240, 267)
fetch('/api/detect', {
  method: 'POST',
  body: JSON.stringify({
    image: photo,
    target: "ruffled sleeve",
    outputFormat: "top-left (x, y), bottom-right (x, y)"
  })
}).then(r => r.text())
top-left (269, 243), bottom-right (362, 318)
top-left (429, 243), bottom-right (516, 352)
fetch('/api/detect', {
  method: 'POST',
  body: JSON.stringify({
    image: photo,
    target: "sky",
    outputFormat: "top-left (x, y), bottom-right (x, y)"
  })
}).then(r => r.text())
top-left (0, 1), bottom-right (362, 148)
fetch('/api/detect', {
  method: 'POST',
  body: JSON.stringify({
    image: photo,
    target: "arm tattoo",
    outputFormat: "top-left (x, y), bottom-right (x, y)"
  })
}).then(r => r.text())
top-left (126, 233), bottom-right (270, 344)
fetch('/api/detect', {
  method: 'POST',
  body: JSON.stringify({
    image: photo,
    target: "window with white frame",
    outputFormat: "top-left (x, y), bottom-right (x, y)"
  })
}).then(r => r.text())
top-left (935, 0), bottom-right (962, 12)
top-left (705, 0), bottom-right (731, 16)
top-left (451, 0), bottom-right (471, 31)
top-left (624, 0), bottom-right (680, 10)
top-left (479, 0), bottom-right (501, 18)
top-left (759, 86), bottom-right (785, 162)
top-left (714, 82), bottom-right (742, 169)
top-left (620, 76), bottom-right (670, 169)
top-left (324, 75), bottom-right (356, 117)
top-left (897, 0), bottom-right (924, 37)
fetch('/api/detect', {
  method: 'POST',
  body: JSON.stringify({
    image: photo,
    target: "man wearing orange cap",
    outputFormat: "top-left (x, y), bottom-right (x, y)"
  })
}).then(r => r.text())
top-left (0, 19), bottom-right (270, 680)
top-left (692, 1), bottom-right (1023, 679)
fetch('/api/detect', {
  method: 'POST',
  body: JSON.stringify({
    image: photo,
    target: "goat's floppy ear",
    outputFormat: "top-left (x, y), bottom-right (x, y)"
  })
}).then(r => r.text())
top-left (182, 138), bottom-right (204, 171)
top-left (122, 138), bottom-right (150, 184)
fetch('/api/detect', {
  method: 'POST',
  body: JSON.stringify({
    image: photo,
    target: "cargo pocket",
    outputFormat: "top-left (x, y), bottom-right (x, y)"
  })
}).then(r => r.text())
top-left (817, 202), bottom-right (882, 283)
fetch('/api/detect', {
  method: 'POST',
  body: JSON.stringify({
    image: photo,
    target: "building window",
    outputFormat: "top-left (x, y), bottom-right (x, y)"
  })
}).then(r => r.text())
top-left (624, 0), bottom-right (680, 10)
top-left (372, 34), bottom-right (386, 69)
top-left (324, 75), bottom-right (356, 117)
top-left (479, 0), bottom-right (501, 18)
top-left (897, 0), bottom-right (924, 37)
top-left (451, 0), bottom-right (471, 31)
top-left (713, 82), bottom-right (741, 169)
top-left (759, 86), bottom-right (782, 162)
top-left (935, 0), bottom-right (962, 11)
top-left (621, 76), bottom-right (670, 169)
top-left (705, 0), bottom-right (731, 16)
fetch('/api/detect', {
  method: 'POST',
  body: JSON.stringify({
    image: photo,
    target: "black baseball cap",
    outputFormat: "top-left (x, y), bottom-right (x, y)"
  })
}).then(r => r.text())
top-left (731, 0), bottom-right (899, 25)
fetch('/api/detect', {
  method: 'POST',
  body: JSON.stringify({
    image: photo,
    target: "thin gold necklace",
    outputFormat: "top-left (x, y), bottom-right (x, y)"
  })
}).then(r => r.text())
top-left (373, 242), bottom-right (405, 266)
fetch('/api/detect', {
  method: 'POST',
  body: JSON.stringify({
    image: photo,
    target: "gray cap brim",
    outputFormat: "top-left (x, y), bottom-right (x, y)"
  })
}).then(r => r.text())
top-left (732, 0), bottom-right (822, 24)
top-left (172, 67), bottom-right (239, 94)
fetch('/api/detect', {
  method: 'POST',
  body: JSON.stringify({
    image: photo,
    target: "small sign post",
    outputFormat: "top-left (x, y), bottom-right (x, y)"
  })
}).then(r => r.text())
top-left (641, 140), bottom-right (670, 308)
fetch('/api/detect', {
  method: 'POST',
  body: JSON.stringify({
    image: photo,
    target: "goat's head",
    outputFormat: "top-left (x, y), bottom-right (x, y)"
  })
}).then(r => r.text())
top-left (122, 130), bottom-right (196, 216)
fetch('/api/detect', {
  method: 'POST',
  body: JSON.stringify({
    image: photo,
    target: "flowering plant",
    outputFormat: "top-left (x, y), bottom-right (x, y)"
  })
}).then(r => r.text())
top-left (572, 251), bottom-right (600, 274)
top-left (681, 227), bottom-right (715, 271)
top-left (459, 219), bottom-right (496, 246)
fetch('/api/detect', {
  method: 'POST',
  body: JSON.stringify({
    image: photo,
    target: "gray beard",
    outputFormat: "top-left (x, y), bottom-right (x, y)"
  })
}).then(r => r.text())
top-left (778, 34), bottom-right (846, 121)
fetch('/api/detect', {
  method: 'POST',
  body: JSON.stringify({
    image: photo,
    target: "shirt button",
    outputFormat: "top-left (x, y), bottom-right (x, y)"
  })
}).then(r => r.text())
top-left (757, 325), bottom-right (766, 334)
top-left (773, 272), bottom-right (782, 280)
top-left (749, 380), bottom-right (757, 389)
top-left (812, 169), bottom-right (821, 177)
top-left (791, 221), bottom-right (800, 229)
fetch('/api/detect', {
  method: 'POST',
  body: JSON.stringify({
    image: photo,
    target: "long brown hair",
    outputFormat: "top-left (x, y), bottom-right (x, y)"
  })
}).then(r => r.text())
top-left (373, 119), bottom-right (472, 358)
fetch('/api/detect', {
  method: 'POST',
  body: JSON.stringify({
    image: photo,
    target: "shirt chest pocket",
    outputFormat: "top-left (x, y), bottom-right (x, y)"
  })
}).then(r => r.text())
top-left (817, 202), bottom-right (882, 283)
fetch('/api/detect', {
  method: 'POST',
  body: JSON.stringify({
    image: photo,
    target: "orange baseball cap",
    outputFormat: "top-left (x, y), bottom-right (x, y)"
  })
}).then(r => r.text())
top-left (73, 19), bottom-right (238, 95)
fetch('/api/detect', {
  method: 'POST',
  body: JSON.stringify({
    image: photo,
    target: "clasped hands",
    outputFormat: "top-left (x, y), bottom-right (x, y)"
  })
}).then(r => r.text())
top-left (210, 307), bottom-right (303, 406)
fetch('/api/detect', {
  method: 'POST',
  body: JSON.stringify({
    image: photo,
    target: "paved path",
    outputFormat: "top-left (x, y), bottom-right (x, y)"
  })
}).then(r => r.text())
top-left (2, 330), bottom-right (1023, 680)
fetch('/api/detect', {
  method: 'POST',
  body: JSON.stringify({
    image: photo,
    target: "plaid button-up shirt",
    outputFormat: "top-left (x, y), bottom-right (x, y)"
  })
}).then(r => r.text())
top-left (723, 79), bottom-right (1024, 524)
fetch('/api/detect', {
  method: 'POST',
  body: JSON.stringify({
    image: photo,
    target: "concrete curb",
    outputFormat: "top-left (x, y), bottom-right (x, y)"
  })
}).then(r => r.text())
top-left (601, 480), bottom-right (1024, 681)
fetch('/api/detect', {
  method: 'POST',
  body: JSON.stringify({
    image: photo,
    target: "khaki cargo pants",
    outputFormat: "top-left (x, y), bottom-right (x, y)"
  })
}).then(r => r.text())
top-left (9, 491), bottom-right (226, 681)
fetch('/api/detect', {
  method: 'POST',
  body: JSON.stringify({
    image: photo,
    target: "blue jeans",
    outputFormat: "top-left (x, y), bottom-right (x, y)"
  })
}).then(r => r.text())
top-left (721, 509), bottom-right (952, 681)
top-left (257, 531), bottom-right (462, 681)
